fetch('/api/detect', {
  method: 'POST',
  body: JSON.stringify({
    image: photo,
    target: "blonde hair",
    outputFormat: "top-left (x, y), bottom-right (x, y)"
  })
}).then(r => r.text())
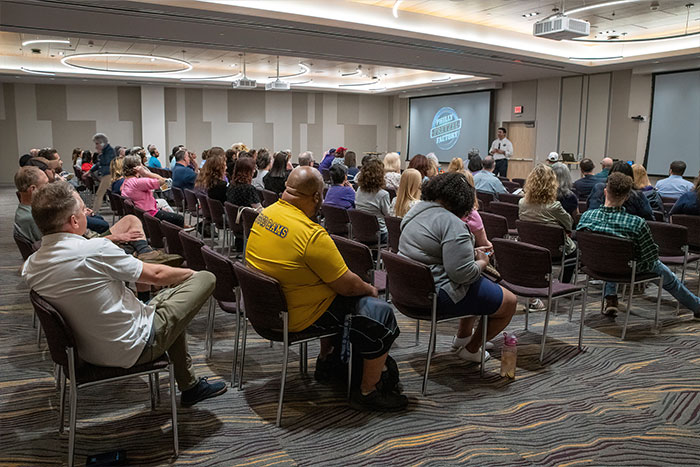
top-left (110, 156), bottom-right (124, 182)
top-left (632, 163), bottom-right (652, 189)
top-left (383, 152), bottom-right (401, 174)
top-left (447, 157), bottom-right (466, 175)
top-left (524, 164), bottom-right (558, 205)
top-left (462, 170), bottom-right (479, 211)
top-left (394, 168), bottom-right (422, 217)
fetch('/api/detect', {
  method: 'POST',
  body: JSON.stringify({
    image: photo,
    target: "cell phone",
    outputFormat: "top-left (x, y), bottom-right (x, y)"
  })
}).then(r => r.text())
top-left (485, 251), bottom-right (493, 256)
top-left (86, 450), bottom-right (127, 466)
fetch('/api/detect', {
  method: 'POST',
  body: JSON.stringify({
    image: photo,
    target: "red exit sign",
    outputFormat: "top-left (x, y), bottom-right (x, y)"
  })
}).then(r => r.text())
top-left (514, 105), bottom-right (524, 114)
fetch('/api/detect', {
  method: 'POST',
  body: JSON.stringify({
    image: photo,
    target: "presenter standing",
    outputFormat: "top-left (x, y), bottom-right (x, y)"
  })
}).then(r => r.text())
top-left (489, 127), bottom-right (513, 178)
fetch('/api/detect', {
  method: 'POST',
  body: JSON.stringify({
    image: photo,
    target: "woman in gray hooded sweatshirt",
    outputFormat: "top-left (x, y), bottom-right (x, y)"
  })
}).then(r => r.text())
top-left (399, 173), bottom-right (517, 362)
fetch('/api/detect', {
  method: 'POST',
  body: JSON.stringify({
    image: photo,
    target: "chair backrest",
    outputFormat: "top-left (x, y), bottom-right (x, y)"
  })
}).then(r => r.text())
top-left (261, 189), bottom-right (279, 207)
top-left (497, 176), bottom-right (509, 182)
top-left (232, 262), bottom-right (288, 341)
top-left (652, 210), bottom-right (665, 222)
top-left (331, 235), bottom-right (374, 283)
top-left (492, 238), bottom-right (552, 288)
top-left (663, 202), bottom-right (675, 213)
top-left (171, 186), bottom-right (185, 211)
top-left (498, 193), bottom-right (522, 205)
top-left (384, 215), bottom-right (402, 253)
top-left (480, 212), bottom-right (509, 241)
top-left (576, 230), bottom-right (636, 278)
top-left (195, 192), bottom-right (212, 221)
top-left (647, 220), bottom-right (688, 256)
top-left (241, 207), bottom-right (259, 241)
top-left (112, 191), bottom-right (125, 216)
top-left (661, 196), bottom-right (678, 204)
top-left (578, 201), bottom-right (588, 213)
top-left (13, 228), bottom-right (38, 261)
top-left (224, 201), bottom-right (244, 237)
top-left (671, 214), bottom-right (700, 250)
top-left (133, 205), bottom-right (147, 224)
top-left (488, 201), bottom-right (519, 230)
top-left (320, 168), bottom-right (331, 184)
top-left (143, 213), bottom-right (165, 249)
top-left (83, 174), bottom-right (95, 191)
top-left (207, 197), bottom-right (227, 229)
top-left (160, 220), bottom-right (185, 256)
top-left (476, 191), bottom-right (494, 211)
top-left (382, 251), bottom-right (435, 320)
top-left (512, 178), bottom-right (526, 187)
top-left (106, 190), bottom-right (119, 213)
top-left (178, 230), bottom-right (207, 271)
top-left (201, 246), bottom-right (239, 302)
top-left (183, 189), bottom-right (199, 214)
top-left (321, 204), bottom-right (350, 236)
top-left (515, 220), bottom-right (567, 261)
top-left (29, 290), bottom-right (81, 369)
top-left (347, 209), bottom-right (381, 244)
top-left (122, 197), bottom-right (135, 216)
top-left (503, 181), bottom-right (520, 193)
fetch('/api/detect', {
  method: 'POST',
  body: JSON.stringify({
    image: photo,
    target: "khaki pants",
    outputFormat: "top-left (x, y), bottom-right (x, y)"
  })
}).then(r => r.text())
top-left (135, 271), bottom-right (216, 391)
top-left (92, 174), bottom-right (112, 213)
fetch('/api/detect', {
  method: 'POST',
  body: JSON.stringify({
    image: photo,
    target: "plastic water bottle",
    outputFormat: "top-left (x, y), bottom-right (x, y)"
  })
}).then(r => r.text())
top-left (500, 332), bottom-right (518, 379)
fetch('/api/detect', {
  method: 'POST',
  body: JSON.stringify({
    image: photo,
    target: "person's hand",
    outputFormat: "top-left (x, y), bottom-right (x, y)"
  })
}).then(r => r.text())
top-left (108, 231), bottom-right (143, 243)
top-left (342, 180), bottom-right (352, 187)
top-left (85, 207), bottom-right (94, 216)
top-left (367, 285), bottom-right (379, 298)
top-left (475, 247), bottom-right (489, 263)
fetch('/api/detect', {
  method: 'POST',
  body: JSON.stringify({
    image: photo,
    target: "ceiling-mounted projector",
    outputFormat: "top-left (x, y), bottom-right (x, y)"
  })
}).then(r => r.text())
top-left (265, 79), bottom-right (290, 91)
top-left (232, 78), bottom-right (256, 89)
top-left (533, 16), bottom-right (590, 40)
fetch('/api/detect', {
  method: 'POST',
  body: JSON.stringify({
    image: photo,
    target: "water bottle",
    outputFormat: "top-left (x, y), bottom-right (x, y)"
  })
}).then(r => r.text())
top-left (500, 332), bottom-right (518, 379)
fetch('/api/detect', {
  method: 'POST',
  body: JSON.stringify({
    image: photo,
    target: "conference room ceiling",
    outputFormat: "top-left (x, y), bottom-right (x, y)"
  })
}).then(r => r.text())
top-left (0, 0), bottom-right (698, 94)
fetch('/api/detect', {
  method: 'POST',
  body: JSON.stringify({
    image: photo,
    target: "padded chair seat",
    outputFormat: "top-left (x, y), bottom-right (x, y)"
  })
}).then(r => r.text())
top-left (256, 326), bottom-right (333, 345)
top-left (659, 254), bottom-right (700, 265)
top-left (73, 354), bottom-right (170, 385)
top-left (217, 300), bottom-right (239, 314)
top-left (499, 279), bottom-right (584, 299)
top-left (580, 266), bottom-right (659, 284)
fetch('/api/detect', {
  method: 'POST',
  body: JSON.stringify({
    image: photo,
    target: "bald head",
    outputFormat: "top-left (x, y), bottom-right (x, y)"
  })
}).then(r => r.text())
top-left (282, 166), bottom-right (324, 218)
top-left (601, 157), bottom-right (613, 170)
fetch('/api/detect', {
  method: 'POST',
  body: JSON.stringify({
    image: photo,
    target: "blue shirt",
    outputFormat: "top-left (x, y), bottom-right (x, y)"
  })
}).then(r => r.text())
top-left (594, 168), bottom-right (610, 181)
top-left (324, 185), bottom-right (355, 210)
top-left (573, 174), bottom-right (598, 199)
top-left (669, 191), bottom-right (700, 216)
top-left (655, 175), bottom-right (694, 199)
top-left (89, 144), bottom-right (116, 177)
top-left (172, 163), bottom-right (196, 191)
top-left (147, 156), bottom-right (162, 169)
top-left (473, 170), bottom-right (507, 195)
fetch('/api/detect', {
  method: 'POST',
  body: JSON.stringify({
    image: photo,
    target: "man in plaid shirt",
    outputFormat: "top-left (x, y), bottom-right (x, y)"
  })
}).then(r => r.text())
top-left (577, 172), bottom-right (700, 318)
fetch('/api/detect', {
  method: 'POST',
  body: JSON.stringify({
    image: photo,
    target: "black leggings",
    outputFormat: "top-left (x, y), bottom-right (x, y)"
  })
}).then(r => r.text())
top-left (155, 209), bottom-right (185, 228)
top-left (562, 250), bottom-right (577, 283)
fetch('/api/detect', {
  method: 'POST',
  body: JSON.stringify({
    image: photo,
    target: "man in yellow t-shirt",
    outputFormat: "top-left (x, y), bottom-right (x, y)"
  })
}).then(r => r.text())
top-left (245, 167), bottom-right (407, 412)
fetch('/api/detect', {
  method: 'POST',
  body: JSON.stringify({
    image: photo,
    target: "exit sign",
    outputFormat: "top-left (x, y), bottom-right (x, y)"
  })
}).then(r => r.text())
top-left (514, 105), bottom-right (524, 114)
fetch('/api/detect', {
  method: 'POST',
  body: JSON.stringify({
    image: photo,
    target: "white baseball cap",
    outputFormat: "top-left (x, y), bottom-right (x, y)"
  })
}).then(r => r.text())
top-left (547, 152), bottom-right (559, 162)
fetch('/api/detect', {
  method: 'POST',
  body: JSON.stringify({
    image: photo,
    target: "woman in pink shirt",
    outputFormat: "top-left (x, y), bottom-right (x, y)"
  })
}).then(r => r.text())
top-left (121, 155), bottom-right (185, 227)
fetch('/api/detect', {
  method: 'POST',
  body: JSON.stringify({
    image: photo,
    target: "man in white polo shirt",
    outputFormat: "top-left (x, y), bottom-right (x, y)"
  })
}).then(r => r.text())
top-left (22, 181), bottom-right (226, 407)
top-left (489, 127), bottom-right (514, 178)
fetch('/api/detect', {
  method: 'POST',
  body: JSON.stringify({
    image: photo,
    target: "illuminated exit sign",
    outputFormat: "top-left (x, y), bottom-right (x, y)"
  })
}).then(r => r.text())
top-left (514, 105), bottom-right (523, 114)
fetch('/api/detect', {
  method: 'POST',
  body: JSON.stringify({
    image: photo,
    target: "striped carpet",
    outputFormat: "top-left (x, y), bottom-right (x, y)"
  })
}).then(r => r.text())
top-left (1, 186), bottom-right (699, 466)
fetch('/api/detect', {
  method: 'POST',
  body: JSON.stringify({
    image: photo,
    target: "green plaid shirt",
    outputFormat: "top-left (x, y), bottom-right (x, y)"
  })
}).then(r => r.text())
top-left (576, 206), bottom-right (659, 272)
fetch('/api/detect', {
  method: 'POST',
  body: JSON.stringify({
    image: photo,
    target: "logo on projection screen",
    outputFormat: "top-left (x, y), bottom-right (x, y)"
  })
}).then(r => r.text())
top-left (430, 107), bottom-right (462, 150)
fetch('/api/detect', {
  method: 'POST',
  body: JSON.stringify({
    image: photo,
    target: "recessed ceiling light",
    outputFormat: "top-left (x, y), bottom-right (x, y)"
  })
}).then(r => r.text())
top-left (21, 39), bottom-right (70, 46)
top-left (522, 12), bottom-right (540, 18)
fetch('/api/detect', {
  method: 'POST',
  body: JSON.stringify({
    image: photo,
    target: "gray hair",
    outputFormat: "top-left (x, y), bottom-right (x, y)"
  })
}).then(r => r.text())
top-left (31, 181), bottom-right (80, 235)
top-left (552, 162), bottom-right (574, 197)
top-left (147, 144), bottom-right (157, 154)
top-left (92, 133), bottom-right (109, 145)
top-left (122, 155), bottom-right (143, 177)
top-left (298, 151), bottom-right (313, 166)
top-left (174, 149), bottom-right (187, 162)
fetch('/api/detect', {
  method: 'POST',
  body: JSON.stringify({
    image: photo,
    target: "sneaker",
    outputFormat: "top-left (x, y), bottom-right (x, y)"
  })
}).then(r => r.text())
top-left (603, 295), bottom-right (619, 318)
top-left (456, 346), bottom-right (491, 363)
top-left (138, 250), bottom-right (184, 267)
top-left (350, 382), bottom-right (408, 412)
top-left (528, 298), bottom-right (547, 311)
top-left (181, 377), bottom-right (227, 407)
top-left (451, 335), bottom-right (494, 351)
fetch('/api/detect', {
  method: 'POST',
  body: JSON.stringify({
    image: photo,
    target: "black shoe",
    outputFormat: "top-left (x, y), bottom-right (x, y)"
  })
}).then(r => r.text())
top-left (603, 295), bottom-right (619, 318)
top-left (314, 355), bottom-right (337, 384)
top-left (694, 310), bottom-right (700, 320)
top-left (350, 382), bottom-right (408, 412)
top-left (181, 377), bottom-right (227, 407)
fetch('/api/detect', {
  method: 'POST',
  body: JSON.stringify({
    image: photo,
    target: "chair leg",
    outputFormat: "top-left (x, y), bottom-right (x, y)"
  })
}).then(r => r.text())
top-left (205, 298), bottom-right (215, 359)
top-left (231, 310), bottom-right (241, 388)
top-left (58, 366), bottom-right (66, 433)
top-left (480, 315), bottom-right (488, 378)
top-left (303, 342), bottom-right (308, 374)
top-left (36, 321), bottom-right (42, 348)
top-left (169, 364), bottom-right (179, 456)
top-left (579, 279), bottom-right (590, 350)
top-left (149, 373), bottom-right (156, 411)
top-left (238, 314), bottom-right (248, 390)
top-left (654, 277), bottom-right (663, 332)
top-left (524, 304), bottom-right (529, 331)
top-left (621, 282), bottom-right (634, 340)
top-left (68, 381), bottom-right (78, 467)
top-left (32, 311), bottom-right (36, 328)
top-left (347, 344), bottom-right (353, 400)
top-left (414, 320), bottom-right (420, 346)
top-left (155, 372), bottom-right (161, 403)
top-left (539, 299), bottom-right (553, 363)
top-left (298, 343), bottom-right (304, 373)
top-left (276, 344), bottom-right (290, 427)
top-left (421, 319), bottom-right (437, 396)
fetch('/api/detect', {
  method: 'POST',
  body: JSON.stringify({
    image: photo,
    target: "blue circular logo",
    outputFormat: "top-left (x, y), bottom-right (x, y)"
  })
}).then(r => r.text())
top-left (430, 107), bottom-right (462, 151)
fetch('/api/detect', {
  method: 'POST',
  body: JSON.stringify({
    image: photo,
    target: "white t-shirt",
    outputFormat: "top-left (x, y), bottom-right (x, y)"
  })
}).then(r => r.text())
top-left (489, 137), bottom-right (513, 161)
top-left (22, 233), bottom-right (153, 368)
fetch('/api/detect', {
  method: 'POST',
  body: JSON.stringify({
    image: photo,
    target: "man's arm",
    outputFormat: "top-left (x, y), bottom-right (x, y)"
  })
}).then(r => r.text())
top-left (504, 140), bottom-right (513, 158)
top-left (327, 270), bottom-right (378, 297)
top-left (138, 262), bottom-right (195, 286)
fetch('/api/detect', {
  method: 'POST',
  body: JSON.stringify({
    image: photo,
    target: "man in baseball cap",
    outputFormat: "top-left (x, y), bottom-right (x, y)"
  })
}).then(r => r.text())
top-left (546, 152), bottom-right (559, 165)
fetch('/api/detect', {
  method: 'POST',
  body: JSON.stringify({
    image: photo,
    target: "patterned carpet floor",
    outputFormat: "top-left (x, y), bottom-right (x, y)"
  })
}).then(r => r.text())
top-left (1, 187), bottom-right (699, 466)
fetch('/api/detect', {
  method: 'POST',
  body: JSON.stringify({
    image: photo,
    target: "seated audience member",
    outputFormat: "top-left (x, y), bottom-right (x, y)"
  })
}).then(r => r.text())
top-left (226, 157), bottom-right (262, 209)
top-left (472, 156), bottom-right (508, 195)
top-left (245, 167), bottom-right (406, 411)
top-left (669, 171), bottom-right (700, 216)
top-left (14, 166), bottom-right (48, 243)
top-left (425, 153), bottom-right (444, 175)
top-left (199, 149), bottom-right (209, 170)
top-left (408, 154), bottom-right (435, 182)
top-left (195, 148), bottom-right (227, 203)
top-left (577, 172), bottom-right (700, 318)
top-left (330, 147), bottom-right (347, 168)
top-left (19, 153), bottom-right (33, 167)
top-left (546, 152), bottom-right (559, 165)
top-left (399, 173), bottom-right (517, 362)
top-left (573, 158), bottom-right (597, 199)
top-left (447, 157), bottom-right (467, 175)
top-left (519, 164), bottom-right (577, 283)
top-left (172, 149), bottom-right (197, 191)
top-left (121, 155), bottom-right (186, 227)
top-left (298, 151), bottom-right (314, 167)
top-left (169, 145), bottom-right (183, 171)
top-left (595, 157), bottom-right (613, 180)
top-left (467, 155), bottom-right (482, 174)
top-left (225, 148), bottom-right (237, 180)
top-left (655, 160), bottom-right (694, 199)
top-left (355, 158), bottom-right (391, 243)
top-left (318, 148), bottom-right (337, 172)
top-left (147, 145), bottom-right (162, 169)
top-left (461, 171), bottom-right (492, 252)
top-left (632, 164), bottom-right (664, 213)
top-left (551, 162), bottom-right (579, 216)
top-left (383, 152), bottom-right (402, 190)
top-left (587, 161), bottom-right (653, 220)
top-left (390, 168), bottom-right (421, 217)
top-left (344, 151), bottom-right (360, 181)
top-left (22, 181), bottom-right (226, 405)
top-left (324, 164), bottom-right (355, 210)
top-left (72, 148), bottom-right (83, 169)
top-left (28, 154), bottom-right (61, 182)
top-left (251, 149), bottom-right (271, 190)
top-left (110, 156), bottom-right (125, 195)
top-left (263, 151), bottom-right (289, 196)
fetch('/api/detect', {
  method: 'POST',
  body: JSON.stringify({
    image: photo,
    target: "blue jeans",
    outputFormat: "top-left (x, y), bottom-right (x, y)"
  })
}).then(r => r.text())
top-left (605, 261), bottom-right (700, 313)
top-left (87, 214), bottom-right (110, 234)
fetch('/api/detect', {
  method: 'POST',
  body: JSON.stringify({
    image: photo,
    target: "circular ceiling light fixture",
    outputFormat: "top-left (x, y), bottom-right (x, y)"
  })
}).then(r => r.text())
top-left (60, 53), bottom-right (192, 75)
top-left (20, 66), bottom-right (56, 76)
top-left (22, 39), bottom-right (70, 47)
top-left (339, 77), bottom-right (380, 87)
top-left (180, 72), bottom-right (242, 82)
top-left (267, 62), bottom-right (310, 79)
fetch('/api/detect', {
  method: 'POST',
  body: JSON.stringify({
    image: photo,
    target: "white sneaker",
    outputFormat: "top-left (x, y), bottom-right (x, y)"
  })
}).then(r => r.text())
top-left (451, 335), bottom-right (495, 351)
top-left (528, 298), bottom-right (546, 311)
top-left (456, 346), bottom-right (491, 363)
